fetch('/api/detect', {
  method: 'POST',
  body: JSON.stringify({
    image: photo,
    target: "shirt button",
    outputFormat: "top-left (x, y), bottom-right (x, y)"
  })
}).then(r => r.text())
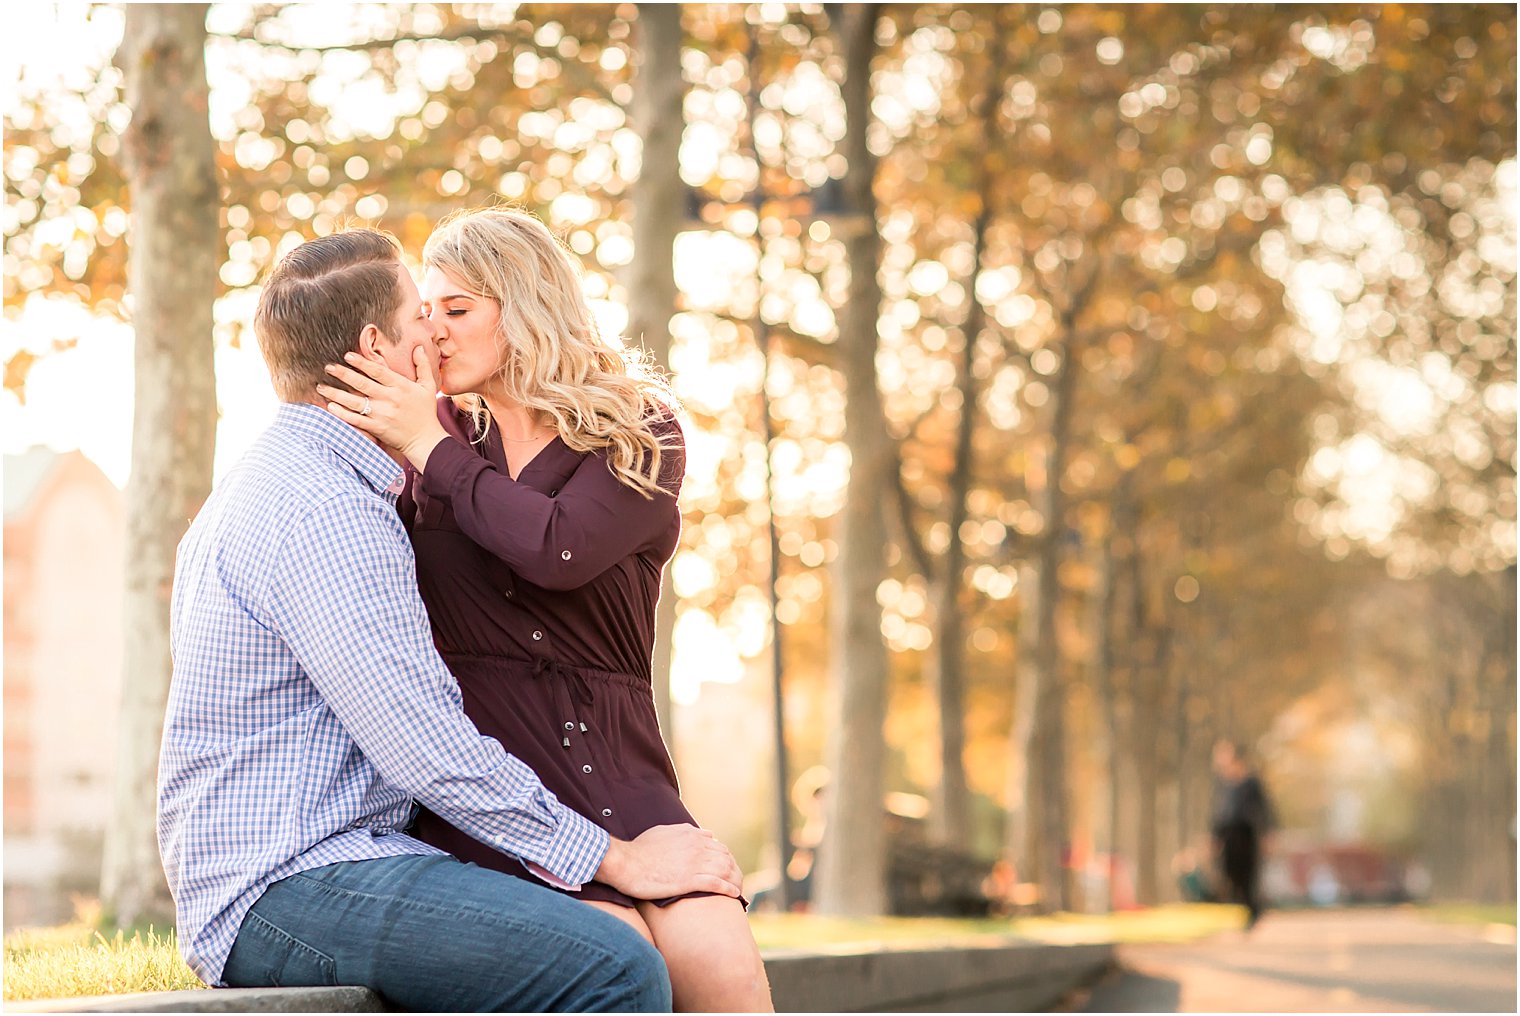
top-left (561, 550), bottom-right (572, 561)
top-left (504, 589), bottom-right (514, 599)
top-left (550, 489), bottom-right (559, 496)
top-left (564, 721), bottom-right (574, 731)
top-left (532, 630), bottom-right (543, 641)
top-left (582, 764), bottom-right (593, 774)
top-left (602, 808), bottom-right (613, 818)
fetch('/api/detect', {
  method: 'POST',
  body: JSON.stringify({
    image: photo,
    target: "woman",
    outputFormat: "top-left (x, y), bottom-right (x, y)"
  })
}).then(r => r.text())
top-left (318, 208), bottom-right (772, 1012)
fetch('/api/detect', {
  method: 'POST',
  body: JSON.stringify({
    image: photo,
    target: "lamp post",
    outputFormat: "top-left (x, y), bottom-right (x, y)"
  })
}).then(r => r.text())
top-left (746, 22), bottom-right (798, 912)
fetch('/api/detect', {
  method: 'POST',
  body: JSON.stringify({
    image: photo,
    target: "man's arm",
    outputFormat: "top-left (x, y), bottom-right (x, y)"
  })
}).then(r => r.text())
top-left (265, 493), bottom-right (739, 898)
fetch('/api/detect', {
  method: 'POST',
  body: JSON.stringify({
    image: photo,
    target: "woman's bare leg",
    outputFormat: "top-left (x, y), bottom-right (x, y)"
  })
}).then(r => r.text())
top-left (583, 899), bottom-right (655, 945)
top-left (637, 896), bottom-right (772, 1013)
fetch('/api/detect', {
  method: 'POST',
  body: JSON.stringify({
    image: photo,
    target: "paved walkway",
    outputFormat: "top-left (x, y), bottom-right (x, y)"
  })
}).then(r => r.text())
top-left (1061, 908), bottom-right (1516, 1013)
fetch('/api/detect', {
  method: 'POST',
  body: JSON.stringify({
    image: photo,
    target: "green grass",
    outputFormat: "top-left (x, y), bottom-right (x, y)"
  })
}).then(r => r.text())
top-left (3, 902), bottom-right (1241, 1001)
top-left (1011, 902), bottom-right (1248, 944)
top-left (2, 917), bottom-right (200, 1002)
top-left (1419, 902), bottom-right (1518, 927)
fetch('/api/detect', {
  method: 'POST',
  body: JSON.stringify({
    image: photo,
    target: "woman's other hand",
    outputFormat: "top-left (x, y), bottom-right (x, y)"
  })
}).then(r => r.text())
top-left (320, 346), bottom-right (449, 471)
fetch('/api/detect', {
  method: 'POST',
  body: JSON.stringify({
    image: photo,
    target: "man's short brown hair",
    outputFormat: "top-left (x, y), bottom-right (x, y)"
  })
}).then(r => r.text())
top-left (254, 229), bottom-right (404, 400)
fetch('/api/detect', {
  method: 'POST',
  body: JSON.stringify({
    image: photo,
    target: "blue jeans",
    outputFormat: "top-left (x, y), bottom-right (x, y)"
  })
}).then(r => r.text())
top-left (222, 854), bottom-right (672, 1012)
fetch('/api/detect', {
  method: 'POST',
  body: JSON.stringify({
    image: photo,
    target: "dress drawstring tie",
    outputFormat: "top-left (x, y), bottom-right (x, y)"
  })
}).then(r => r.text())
top-left (532, 656), bottom-right (597, 708)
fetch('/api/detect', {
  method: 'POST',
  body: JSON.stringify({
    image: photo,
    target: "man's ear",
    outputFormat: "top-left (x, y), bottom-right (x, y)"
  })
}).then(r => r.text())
top-left (356, 323), bottom-right (387, 362)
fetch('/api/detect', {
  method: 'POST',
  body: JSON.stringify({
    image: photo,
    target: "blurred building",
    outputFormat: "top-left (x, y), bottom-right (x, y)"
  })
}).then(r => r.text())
top-left (4, 448), bottom-right (124, 928)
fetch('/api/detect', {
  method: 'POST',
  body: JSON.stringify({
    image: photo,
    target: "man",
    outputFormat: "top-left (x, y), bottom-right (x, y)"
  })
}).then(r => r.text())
top-left (1209, 738), bottom-right (1276, 930)
top-left (159, 229), bottom-right (740, 1011)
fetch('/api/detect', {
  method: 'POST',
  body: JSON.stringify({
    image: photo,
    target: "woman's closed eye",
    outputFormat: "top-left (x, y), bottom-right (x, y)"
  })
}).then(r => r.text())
top-left (446, 308), bottom-right (468, 317)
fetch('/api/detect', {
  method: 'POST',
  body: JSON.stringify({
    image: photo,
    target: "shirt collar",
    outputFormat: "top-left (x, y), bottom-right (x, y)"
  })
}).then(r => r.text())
top-left (273, 403), bottom-right (404, 495)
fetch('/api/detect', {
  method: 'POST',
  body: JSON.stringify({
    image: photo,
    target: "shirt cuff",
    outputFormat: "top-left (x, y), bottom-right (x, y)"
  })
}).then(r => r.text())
top-left (526, 807), bottom-right (609, 890)
top-left (524, 861), bottom-right (579, 891)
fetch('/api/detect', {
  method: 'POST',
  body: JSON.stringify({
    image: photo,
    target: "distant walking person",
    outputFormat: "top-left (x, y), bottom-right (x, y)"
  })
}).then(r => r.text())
top-left (1210, 739), bottom-right (1276, 929)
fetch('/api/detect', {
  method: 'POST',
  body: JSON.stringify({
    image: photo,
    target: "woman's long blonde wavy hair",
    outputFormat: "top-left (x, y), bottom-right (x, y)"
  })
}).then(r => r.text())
top-left (423, 208), bottom-right (679, 498)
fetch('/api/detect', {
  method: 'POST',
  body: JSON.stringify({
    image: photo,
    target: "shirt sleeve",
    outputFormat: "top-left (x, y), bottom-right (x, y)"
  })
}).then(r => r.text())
top-left (417, 413), bottom-right (684, 591)
top-left (264, 491), bottom-right (608, 887)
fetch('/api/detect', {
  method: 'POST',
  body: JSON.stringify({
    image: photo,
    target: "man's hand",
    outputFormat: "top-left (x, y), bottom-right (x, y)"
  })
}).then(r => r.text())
top-left (596, 824), bottom-right (743, 901)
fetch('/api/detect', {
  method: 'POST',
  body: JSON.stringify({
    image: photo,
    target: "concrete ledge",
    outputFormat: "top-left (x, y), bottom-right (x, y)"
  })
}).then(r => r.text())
top-left (767, 939), bottom-right (1114, 1012)
top-left (9, 941), bottom-right (1113, 1012)
top-left (7, 986), bottom-right (389, 1013)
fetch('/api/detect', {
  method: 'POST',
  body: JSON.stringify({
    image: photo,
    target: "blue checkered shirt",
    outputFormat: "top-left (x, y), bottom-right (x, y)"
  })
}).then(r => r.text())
top-left (159, 403), bottom-right (609, 985)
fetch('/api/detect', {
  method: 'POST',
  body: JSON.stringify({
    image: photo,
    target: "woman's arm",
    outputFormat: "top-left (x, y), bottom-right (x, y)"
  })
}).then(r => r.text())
top-left (318, 349), bottom-right (683, 588)
top-left (417, 416), bottom-right (684, 590)
top-left (399, 401), bottom-right (478, 532)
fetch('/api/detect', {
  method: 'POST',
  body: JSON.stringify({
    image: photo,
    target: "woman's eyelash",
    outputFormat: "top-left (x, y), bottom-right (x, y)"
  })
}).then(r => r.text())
top-left (446, 309), bottom-right (467, 316)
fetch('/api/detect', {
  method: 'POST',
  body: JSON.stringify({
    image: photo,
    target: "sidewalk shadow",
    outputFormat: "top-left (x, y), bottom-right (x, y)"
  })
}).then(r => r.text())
top-left (1192, 943), bottom-right (1516, 1013)
top-left (1064, 968), bottom-right (1183, 1013)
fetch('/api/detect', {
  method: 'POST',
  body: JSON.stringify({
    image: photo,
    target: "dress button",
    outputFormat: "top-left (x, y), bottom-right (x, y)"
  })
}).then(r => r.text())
top-left (564, 721), bottom-right (575, 731)
top-left (582, 764), bottom-right (593, 774)
top-left (532, 630), bottom-right (543, 641)
top-left (602, 808), bottom-right (613, 818)
top-left (561, 550), bottom-right (572, 561)
top-left (550, 489), bottom-right (559, 496)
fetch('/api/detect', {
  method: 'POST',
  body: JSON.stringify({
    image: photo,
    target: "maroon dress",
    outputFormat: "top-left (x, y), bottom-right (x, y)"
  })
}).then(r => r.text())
top-left (401, 399), bottom-right (697, 908)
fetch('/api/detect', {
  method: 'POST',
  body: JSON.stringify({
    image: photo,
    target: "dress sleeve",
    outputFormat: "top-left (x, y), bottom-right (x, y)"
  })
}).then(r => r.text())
top-left (400, 398), bottom-right (474, 533)
top-left (398, 468), bottom-right (419, 530)
top-left (416, 413), bottom-right (684, 591)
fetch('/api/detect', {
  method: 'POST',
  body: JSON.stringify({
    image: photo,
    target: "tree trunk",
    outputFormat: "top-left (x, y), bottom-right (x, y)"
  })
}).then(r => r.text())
top-left (1174, 651), bottom-right (1191, 867)
top-left (101, 2), bottom-right (219, 929)
top-left (629, 3), bottom-right (685, 747)
top-left (928, 218), bottom-right (993, 852)
top-left (1005, 559), bottom-right (1042, 885)
top-left (1106, 491), bottom-right (1141, 911)
top-left (928, 20), bottom-right (1003, 853)
top-left (816, 1), bottom-right (889, 916)
top-left (1122, 532), bottom-right (1162, 907)
top-left (1132, 680), bottom-right (1160, 907)
top-left (1024, 318), bottom-right (1084, 912)
top-left (1091, 520), bottom-right (1120, 911)
top-left (1135, 621), bottom-right (1174, 906)
top-left (927, 385), bottom-right (972, 849)
top-left (1500, 565), bottom-right (1518, 902)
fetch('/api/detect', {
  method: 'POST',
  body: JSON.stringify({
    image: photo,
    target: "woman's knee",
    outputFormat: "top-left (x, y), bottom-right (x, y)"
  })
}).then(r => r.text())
top-left (640, 898), bottom-right (771, 1010)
